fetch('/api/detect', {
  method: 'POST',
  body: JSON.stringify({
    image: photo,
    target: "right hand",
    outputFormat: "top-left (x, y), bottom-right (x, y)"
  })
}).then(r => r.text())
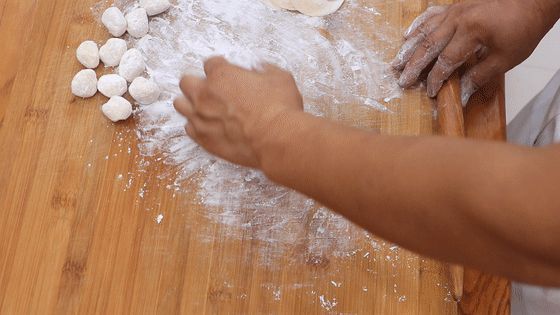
top-left (392, 0), bottom-right (560, 105)
top-left (174, 57), bottom-right (304, 169)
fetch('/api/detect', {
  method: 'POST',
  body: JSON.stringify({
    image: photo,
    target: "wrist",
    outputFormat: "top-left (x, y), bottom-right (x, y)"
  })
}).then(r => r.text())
top-left (251, 110), bottom-right (308, 178)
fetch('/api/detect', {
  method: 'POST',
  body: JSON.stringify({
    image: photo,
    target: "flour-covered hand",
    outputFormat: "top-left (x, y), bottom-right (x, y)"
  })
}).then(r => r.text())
top-left (393, 0), bottom-right (560, 105)
top-left (174, 57), bottom-right (304, 168)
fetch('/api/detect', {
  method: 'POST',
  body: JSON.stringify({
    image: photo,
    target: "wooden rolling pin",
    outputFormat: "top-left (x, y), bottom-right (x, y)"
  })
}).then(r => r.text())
top-left (436, 72), bottom-right (465, 301)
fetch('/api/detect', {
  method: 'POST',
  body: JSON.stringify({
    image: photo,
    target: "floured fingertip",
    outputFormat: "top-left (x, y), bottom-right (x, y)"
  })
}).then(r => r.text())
top-left (460, 77), bottom-right (478, 107)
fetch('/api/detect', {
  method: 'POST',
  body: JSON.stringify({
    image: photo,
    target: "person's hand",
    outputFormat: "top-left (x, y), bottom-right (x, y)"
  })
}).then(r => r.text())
top-left (392, 0), bottom-right (560, 105)
top-left (173, 57), bottom-right (304, 168)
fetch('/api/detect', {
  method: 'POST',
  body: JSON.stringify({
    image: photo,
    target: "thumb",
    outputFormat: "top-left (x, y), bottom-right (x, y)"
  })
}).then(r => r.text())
top-left (460, 55), bottom-right (504, 106)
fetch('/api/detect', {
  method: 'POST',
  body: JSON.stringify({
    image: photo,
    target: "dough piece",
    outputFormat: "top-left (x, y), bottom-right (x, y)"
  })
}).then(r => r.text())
top-left (102, 96), bottom-right (133, 122)
top-left (292, 0), bottom-right (345, 16)
top-left (99, 38), bottom-right (128, 67)
top-left (71, 69), bottom-right (98, 98)
top-left (101, 7), bottom-right (127, 37)
top-left (97, 74), bottom-right (128, 98)
top-left (76, 41), bottom-right (100, 69)
top-left (118, 48), bottom-right (146, 82)
top-left (126, 8), bottom-right (149, 38)
top-left (129, 77), bottom-right (161, 105)
top-left (139, 0), bottom-right (171, 16)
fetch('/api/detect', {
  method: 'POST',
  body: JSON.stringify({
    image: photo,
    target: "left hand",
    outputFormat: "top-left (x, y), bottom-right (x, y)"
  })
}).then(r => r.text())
top-left (392, 0), bottom-right (558, 105)
top-left (173, 57), bottom-right (304, 168)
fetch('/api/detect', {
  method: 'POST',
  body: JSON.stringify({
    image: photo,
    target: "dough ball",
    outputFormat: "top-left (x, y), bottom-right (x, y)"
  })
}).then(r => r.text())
top-left (71, 69), bottom-right (98, 98)
top-left (126, 8), bottom-right (149, 38)
top-left (129, 77), bottom-right (161, 105)
top-left (102, 96), bottom-right (133, 122)
top-left (97, 74), bottom-right (128, 98)
top-left (101, 7), bottom-right (127, 37)
top-left (139, 0), bottom-right (171, 16)
top-left (99, 38), bottom-right (128, 67)
top-left (76, 40), bottom-right (100, 69)
top-left (292, 0), bottom-right (345, 16)
top-left (118, 48), bottom-right (146, 82)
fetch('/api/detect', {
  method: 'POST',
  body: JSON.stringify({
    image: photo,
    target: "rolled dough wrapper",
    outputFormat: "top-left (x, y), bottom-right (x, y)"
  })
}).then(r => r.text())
top-left (292, 0), bottom-right (345, 16)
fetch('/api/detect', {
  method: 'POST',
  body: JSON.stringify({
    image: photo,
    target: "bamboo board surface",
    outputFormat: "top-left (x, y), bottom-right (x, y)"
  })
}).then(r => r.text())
top-left (0, 0), bottom-right (509, 314)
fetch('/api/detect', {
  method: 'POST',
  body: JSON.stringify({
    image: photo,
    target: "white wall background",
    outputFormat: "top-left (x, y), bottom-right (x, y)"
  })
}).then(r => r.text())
top-left (506, 20), bottom-right (560, 123)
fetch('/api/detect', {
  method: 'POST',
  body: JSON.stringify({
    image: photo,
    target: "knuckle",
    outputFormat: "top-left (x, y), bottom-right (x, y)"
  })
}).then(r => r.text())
top-left (465, 71), bottom-right (483, 88)
top-left (421, 34), bottom-right (437, 49)
top-left (197, 87), bottom-right (213, 104)
top-left (205, 57), bottom-right (226, 74)
top-left (417, 23), bottom-right (430, 38)
top-left (280, 71), bottom-right (296, 83)
top-left (437, 53), bottom-right (458, 70)
top-left (446, 4), bottom-right (464, 19)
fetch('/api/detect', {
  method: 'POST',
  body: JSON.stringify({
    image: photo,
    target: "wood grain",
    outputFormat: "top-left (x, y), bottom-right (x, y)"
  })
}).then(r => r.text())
top-left (461, 75), bottom-right (511, 315)
top-left (0, 0), bottom-right (508, 314)
top-left (436, 72), bottom-right (511, 313)
top-left (436, 73), bottom-right (466, 302)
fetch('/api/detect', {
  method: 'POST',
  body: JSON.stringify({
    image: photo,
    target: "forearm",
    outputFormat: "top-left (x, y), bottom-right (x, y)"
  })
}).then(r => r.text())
top-left (257, 112), bottom-right (560, 285)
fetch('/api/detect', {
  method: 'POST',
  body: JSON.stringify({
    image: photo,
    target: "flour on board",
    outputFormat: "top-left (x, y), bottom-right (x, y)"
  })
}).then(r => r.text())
top-left (91, 1), bottom-right (417, 307)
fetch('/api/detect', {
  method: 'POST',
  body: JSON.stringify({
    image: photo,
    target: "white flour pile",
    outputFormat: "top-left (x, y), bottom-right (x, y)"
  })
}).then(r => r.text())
top-left (95, 0), bottom-right (403, 270)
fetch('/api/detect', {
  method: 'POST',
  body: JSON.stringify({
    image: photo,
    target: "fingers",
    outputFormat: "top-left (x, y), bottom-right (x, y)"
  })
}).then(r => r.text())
top-left (185, 122), bottom-right (197, 139)
top-left (173, 96), bottom-right (194, 118)
top-left (460, 55), bottom-right (503, 106)
top-left (204, 56), bottom-right (229, 76)
top-left (426, 34), bottom-right (482, 97)
top-left (391, 8), bottom-right (446, 70)
top-left (392, 13), bottom-right (448, 70)
top-left (173, 96), bottom-right (202, 140)
top-left (404, 5), bottom-right (448, 39)
top-left (257, 62), bottom-right (284, 74)
top-left (204, 56), bottom-right (249, 81)
top-left (174, 97), bottom-right (220, 142)
top-left (398, 23), bottom-right (456, 88)
top-left (179, 75), bottom-right (205, 103)
top-left (392, 35), bottom-right (425, 70)
top-left (176, 83), bottom-right (223, 120)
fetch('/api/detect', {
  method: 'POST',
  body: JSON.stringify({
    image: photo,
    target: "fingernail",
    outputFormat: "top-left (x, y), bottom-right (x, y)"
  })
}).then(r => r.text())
top-left (427, 81), bottom-right (442, 98)
top-left (398, 72), bottom-right (410, 88)
top-left (460, 78), bottom-right (478, 107)
top-left (392, 35), bottom-right (422, 71)
top-left (398, 65), bottom-right (419, 88)
top-left (427, 71), bottom-right (446, 98)
top-left (404, 24), bottom-right (415, 38)
top-left (391, 47), bottom-right (407, 70)
top-left (398, 71), bottom-right (408, 87)
top-left (391, 57), bottom-right (403, 69)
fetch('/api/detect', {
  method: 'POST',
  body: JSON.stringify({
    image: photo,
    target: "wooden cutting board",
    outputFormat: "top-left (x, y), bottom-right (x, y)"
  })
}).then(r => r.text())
top-left (0, 0), bottom-right (509, 313)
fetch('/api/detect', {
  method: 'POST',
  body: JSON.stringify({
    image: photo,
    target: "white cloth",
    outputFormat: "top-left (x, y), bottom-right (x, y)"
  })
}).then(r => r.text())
top-left (508, 69), bottom-right (560, 314)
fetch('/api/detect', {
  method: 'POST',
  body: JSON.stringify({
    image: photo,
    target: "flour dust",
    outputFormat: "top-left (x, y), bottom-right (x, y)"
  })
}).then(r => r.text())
top-left (93, 0), bottom-right (418, 309)
top-left (111, 0), bottom-right (402, 257)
